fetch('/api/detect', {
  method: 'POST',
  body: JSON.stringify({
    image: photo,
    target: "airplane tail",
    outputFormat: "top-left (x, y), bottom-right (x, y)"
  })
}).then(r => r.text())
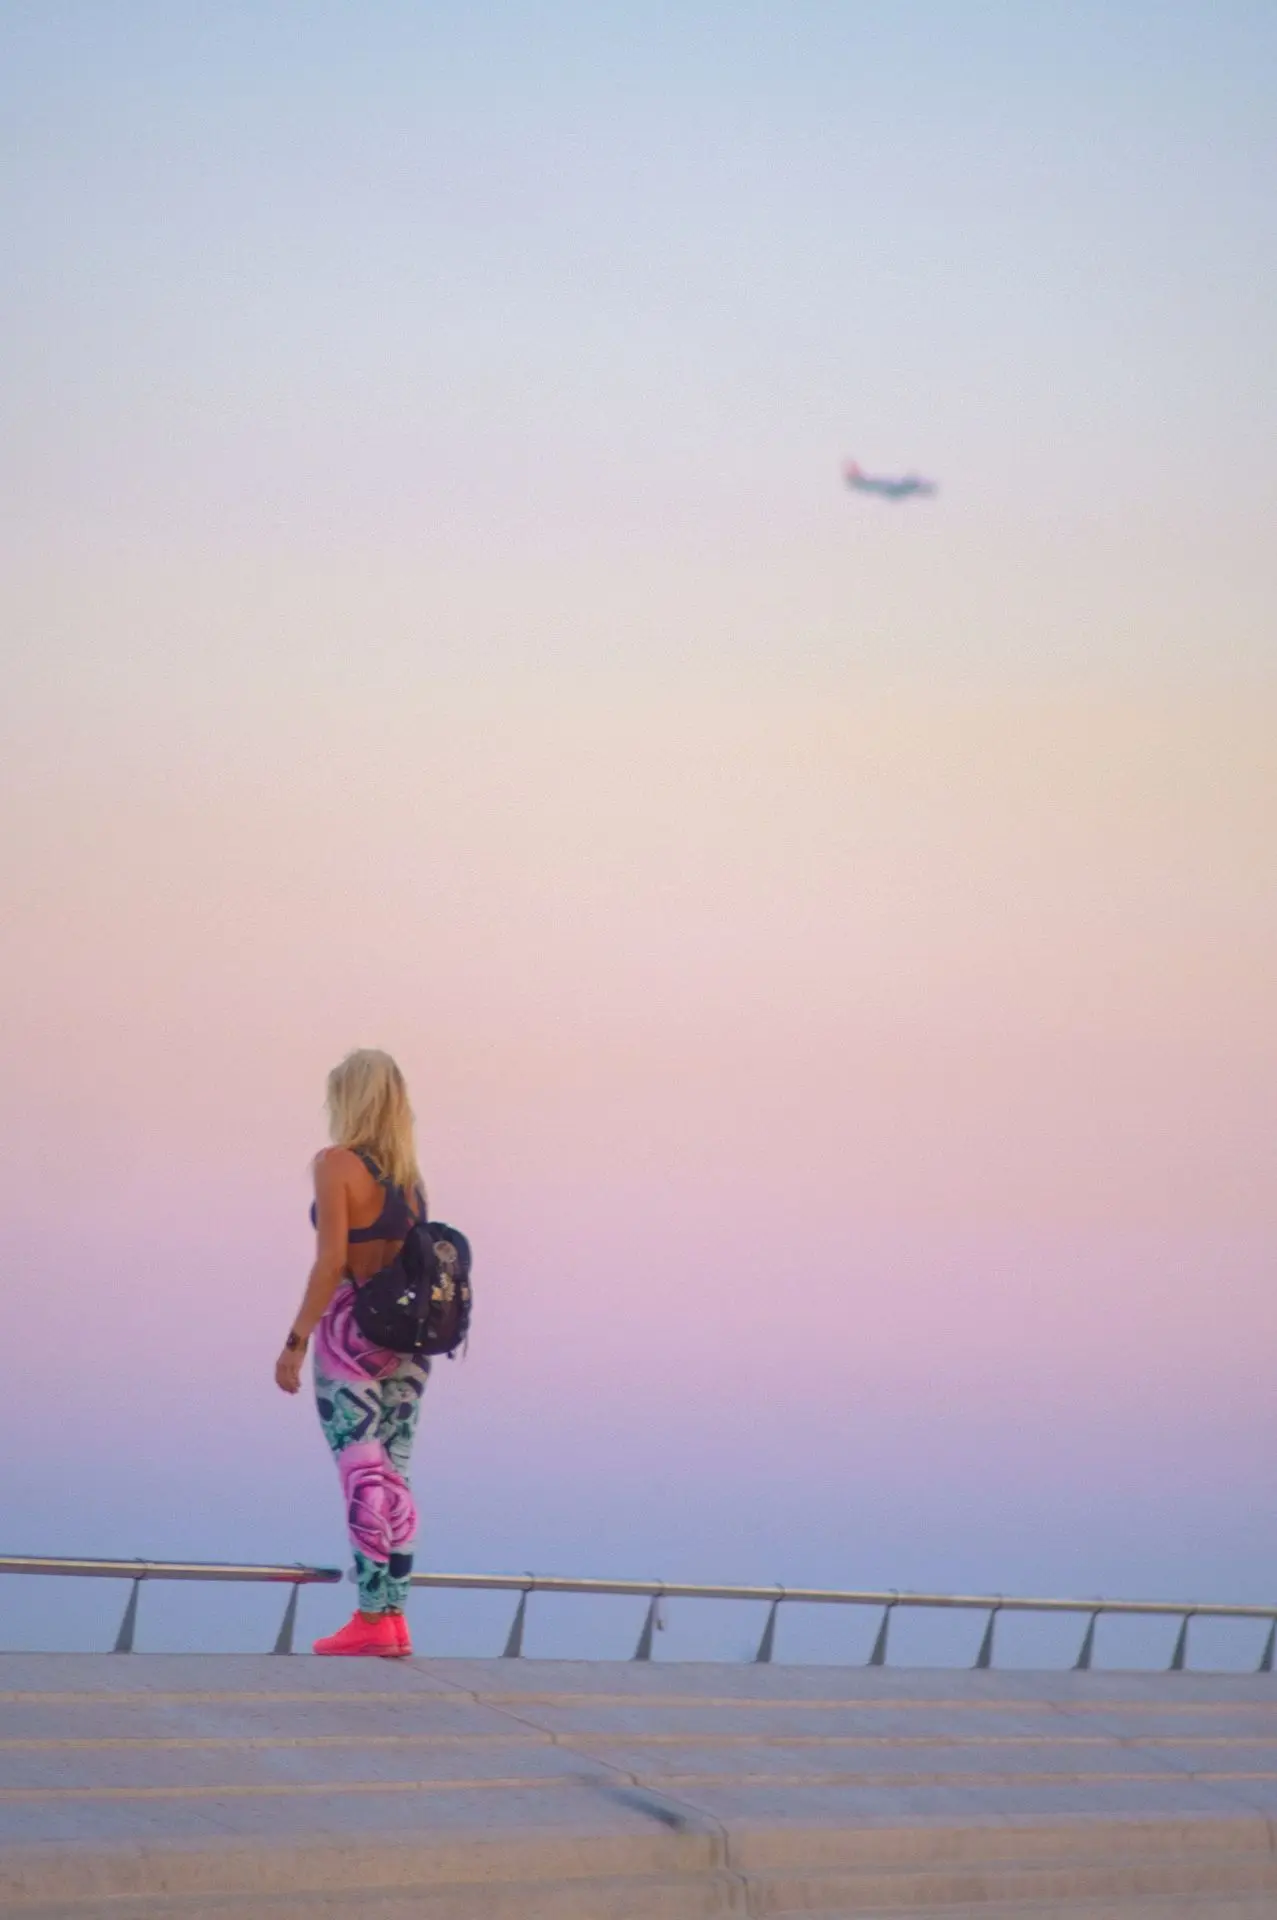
top-left (843, 458), bottom-right (862, 481)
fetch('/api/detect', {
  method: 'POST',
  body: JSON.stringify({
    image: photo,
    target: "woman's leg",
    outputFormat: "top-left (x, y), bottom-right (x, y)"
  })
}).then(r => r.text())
top-left (314, 1360), bottom-right (428, 1614)
top-left (375, 1358), bottom-right (430, 1613)
top-left (314, 1366), bottom-right (396, 1614)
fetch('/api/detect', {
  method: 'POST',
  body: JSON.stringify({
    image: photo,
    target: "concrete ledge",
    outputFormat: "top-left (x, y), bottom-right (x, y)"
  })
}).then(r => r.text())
top-left (4, 1655), bottom-right (1276, 1916)
top-left (7, 1829), bottom-right (1277, 1919)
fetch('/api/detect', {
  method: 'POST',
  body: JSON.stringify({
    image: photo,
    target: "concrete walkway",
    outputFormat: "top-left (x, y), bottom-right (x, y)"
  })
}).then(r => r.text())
top-left (3, 1653), bottom-right (1277, 1915)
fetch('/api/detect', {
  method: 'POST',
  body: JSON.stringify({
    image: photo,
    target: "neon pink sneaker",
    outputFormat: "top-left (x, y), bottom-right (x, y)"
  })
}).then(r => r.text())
top-left (312, 1612), bottom-right (401, 1657)
top-left (387, 1612), bottom-right (412, 1658)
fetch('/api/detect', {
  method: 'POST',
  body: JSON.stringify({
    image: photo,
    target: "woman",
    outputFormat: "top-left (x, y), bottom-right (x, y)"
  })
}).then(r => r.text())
top-left (275, 1049), bottom-right (430, 1657)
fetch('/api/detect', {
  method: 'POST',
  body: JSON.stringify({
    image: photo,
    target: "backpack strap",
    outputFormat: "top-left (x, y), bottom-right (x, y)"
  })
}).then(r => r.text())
top-left (355, 1149), bottom-right (426, 1223)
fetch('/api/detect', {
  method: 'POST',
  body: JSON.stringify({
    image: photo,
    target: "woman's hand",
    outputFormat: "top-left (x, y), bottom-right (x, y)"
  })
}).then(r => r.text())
top-left (275, 1345), bottom-right (306, 1395)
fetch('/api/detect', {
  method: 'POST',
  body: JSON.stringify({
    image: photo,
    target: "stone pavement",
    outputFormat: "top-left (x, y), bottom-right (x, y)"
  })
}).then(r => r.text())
top-left (3, 1653), bottom-right (1277, 1915)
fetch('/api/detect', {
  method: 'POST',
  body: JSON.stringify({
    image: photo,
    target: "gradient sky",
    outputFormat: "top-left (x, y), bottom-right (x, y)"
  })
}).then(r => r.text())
top-left (2, 2), bottom-right (1275, 1660)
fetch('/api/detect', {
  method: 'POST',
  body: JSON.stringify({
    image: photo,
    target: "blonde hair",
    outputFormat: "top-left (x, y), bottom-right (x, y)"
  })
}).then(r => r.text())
top-left (326, 1049), bottom-right (424, 1199)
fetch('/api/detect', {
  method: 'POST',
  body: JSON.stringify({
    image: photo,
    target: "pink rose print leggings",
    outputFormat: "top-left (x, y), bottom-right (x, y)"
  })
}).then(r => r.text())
top-left (313, 1279), bottom-right (430, 1612)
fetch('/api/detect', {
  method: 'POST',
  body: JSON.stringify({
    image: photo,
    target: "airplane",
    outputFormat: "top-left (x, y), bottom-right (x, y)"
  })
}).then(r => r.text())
top-left (843, 459), bottom-right (937, 501)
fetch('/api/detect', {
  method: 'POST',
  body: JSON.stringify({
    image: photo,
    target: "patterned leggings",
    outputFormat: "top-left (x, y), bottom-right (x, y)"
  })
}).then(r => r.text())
top-left (314, 1353), bottom-right (430, 1612)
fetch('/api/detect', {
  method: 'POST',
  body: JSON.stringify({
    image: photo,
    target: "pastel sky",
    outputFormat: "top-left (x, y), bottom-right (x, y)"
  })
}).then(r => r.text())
top-left (1, 1), bottom-right (1274, 1660)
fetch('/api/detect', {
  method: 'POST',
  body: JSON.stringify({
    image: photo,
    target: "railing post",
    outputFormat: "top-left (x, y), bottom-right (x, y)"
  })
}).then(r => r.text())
top-left (633, 1594), bottom-right (663, 1661)
top-left (974, 1603), bottom-right (1000, 1670)
top-left (1074, 1609), bottom-right (1101, 1671)
top-left (113, 1575), bottom-right (142, 1654)
top-left (867, 1599), bottom-right (895, 1667)
top-left (754, 1591), bottom-right (783, 1664)
top-left (1258, 1622), bottom-right (1277, 1675)
top-left (272, 1582), bottom-right (300, 1655)
top-left (503, 1587), bottom-right (530, 1659)
top-left (1169, 1612), bottom-right (1193, 1672)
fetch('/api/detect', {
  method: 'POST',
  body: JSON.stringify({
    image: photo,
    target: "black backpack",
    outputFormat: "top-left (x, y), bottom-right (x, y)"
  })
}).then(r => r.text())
top-left (351, 1185), bottom-right (472, 1360)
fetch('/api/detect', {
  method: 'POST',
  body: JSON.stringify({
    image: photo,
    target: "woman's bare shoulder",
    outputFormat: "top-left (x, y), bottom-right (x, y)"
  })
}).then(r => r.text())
top-left (312, 1145), bottom-right (361, 1182)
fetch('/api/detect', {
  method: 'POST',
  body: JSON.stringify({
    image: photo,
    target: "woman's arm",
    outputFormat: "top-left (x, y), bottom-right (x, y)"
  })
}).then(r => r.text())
top-left (274, 1150), bottom-right (350, 1395)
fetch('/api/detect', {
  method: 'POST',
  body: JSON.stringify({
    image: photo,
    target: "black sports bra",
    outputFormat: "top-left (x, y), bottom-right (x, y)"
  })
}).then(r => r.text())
top-left (310, 1152), bottom-right (423, 1242)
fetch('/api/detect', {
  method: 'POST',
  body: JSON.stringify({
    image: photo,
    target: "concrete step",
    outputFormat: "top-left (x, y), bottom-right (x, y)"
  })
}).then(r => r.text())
top-left (0, 1831), bottom-right (714, 1911)
top-left (850, 1894), bottom-right (1277, 1916)
top-left (753, 1847), bottom-right (1277, 1913)
top-left (14, 1867), bottom-right (1277, 1920)
top-left (0, 1866), bottom-right (743, 1920)
top-left (11, 1842), bottom-right (1277, 1919)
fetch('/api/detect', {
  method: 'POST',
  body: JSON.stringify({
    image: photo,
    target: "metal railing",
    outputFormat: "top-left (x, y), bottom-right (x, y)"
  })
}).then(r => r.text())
top-left (4, 1556), bottom-right (1276, 1671)
top-left (407, 1572), bottom-right (1277, 1671)
top-left (0, 1556), bottom-right (342, 1654)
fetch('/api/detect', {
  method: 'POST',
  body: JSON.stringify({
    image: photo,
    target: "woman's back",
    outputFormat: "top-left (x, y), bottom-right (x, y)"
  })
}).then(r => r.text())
top-left (311, 1145), bottom-right (423, 1280)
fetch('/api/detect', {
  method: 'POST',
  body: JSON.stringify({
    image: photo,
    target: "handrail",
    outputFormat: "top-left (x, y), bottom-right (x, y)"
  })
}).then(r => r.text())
top-left (0, 1556), bottom-right (341, 1584)
top-left (403, 1571), bottom-right (1277, 1619)
top-left (0, 1555), bottom-right (341, 1655)
top-left (3, 1555), bottom-right (1275, 1672)
top-left (406, 1572), bottom-right (1277, 1672)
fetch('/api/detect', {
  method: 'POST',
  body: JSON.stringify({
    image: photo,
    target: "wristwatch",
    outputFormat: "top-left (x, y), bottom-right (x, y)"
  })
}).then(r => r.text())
top-left (285, 1330), bottom-right (307, 1352)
